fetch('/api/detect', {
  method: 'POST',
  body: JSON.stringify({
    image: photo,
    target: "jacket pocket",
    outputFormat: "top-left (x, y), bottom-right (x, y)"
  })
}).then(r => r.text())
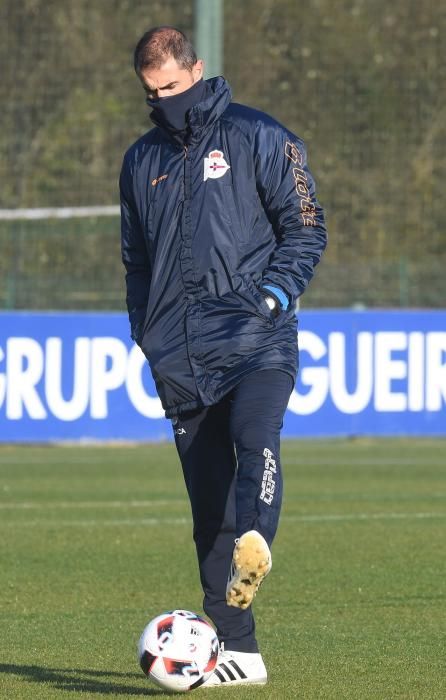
top-left (235, 272), bottom-right (292, 330)
top-left (234, 272), bottom-right (274, 326)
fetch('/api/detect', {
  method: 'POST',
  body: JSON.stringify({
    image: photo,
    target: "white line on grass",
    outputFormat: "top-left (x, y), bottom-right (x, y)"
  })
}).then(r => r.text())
top-left (284, 459), bottom-right (446, 467)
top-left (283, 512), bottom-right (446, 522)
top-left (1, 457), bottom-right (446, 467)
top-left (0, 494), bottom-right (446, 521)
top-left (2, 512), bottom-right (446, 528)
top-left (2, 517), bottom-right (190, 527)
top-left (0, 500), bottom-right (185, 510)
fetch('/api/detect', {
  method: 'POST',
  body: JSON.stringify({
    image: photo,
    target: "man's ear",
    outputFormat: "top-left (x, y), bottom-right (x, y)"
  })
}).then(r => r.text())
top-left (193, 59), bottom-right (204, 82)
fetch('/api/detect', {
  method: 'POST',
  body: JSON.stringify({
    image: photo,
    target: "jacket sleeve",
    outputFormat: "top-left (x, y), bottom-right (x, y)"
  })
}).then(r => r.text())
top-left (120, 155), bottom-right (151, 346)
top-left (253, 120), bottom-right (327, 306)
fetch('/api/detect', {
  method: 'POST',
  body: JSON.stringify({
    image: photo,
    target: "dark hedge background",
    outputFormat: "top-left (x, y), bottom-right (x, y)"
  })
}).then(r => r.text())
top-left (1, 0), bottom-right (444, 308)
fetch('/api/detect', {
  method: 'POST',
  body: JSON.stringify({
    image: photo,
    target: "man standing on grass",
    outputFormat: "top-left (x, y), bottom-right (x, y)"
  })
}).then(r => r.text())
top-left (120, 25), bottom-right (326, 687)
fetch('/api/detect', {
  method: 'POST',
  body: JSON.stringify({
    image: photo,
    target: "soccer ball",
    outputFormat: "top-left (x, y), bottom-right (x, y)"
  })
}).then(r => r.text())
top-left (138, 609), bottom-right (219, 692)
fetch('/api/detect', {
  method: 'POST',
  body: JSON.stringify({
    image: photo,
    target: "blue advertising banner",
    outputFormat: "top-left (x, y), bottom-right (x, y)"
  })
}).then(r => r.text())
top-left (0, 310), bottom-right (445, 442)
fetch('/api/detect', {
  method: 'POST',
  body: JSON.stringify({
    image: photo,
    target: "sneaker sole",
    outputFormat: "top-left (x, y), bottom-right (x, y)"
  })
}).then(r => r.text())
top-left (202, 677), bottom-right (267, 688)
top-left (226, 531), bottom-right (272, 609)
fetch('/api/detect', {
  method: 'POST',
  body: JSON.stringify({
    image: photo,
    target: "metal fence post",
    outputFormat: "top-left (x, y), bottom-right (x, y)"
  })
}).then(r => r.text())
top-left (194, 0), bottom-right (223, 79)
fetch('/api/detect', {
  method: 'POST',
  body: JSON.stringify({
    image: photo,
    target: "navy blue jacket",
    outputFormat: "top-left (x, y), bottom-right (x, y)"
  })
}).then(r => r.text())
top-left (120, 77), bottom-right (326, 417)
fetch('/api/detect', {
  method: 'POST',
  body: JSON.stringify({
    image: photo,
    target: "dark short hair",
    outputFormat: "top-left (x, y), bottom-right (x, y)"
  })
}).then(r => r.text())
top-left (134, 26), bottom-right (197, 78)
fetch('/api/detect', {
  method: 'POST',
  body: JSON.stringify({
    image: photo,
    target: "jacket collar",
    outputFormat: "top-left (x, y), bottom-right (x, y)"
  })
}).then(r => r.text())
top-left (150, 77), bottom-right (232, 146)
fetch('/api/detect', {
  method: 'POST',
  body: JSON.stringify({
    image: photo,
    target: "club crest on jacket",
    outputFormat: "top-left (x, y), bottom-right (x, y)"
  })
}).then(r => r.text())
top-left (203, 150), bottom-right (231, 181)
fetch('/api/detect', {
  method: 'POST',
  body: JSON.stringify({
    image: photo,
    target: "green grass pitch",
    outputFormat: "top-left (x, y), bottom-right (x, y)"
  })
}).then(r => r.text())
top-left (0, 439), bottom-right (445, 699)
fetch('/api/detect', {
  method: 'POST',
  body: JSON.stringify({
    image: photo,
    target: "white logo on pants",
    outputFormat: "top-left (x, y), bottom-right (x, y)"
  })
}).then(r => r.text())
top-left (260, 448), bottom-right (276, 505)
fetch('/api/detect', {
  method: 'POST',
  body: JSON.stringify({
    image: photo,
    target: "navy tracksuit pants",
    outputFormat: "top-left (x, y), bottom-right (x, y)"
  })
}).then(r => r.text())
top-left (172, 369), bottom-right (293, 652)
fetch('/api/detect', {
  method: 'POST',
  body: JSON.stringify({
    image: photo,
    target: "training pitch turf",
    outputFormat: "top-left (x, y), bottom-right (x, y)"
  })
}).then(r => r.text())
top-left (0, 439), bottom-right (445, 699)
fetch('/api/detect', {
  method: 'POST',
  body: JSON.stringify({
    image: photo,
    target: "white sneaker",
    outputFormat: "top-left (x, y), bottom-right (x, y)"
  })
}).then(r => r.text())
top-left (226, 530), bottom-right (272, 609)
top-left (202, 648), bottom-right (267, 687)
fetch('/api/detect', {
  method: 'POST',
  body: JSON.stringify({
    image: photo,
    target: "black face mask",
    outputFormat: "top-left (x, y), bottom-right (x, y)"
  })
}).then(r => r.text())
top-left (147, 78), bottom-right (210, 132)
